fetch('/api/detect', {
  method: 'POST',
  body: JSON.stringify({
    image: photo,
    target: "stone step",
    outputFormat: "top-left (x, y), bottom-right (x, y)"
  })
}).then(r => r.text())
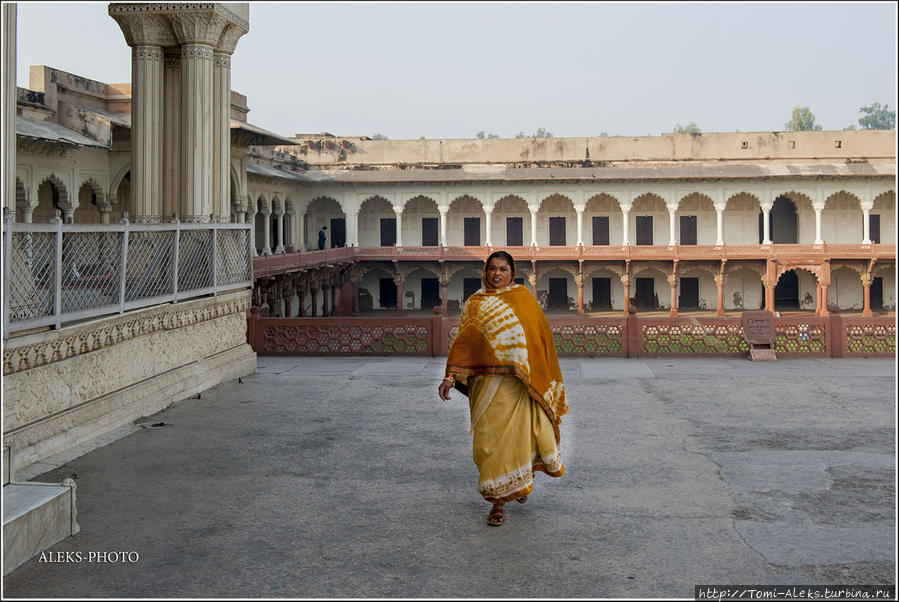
top-left (3, 480), bottom-right (79, 576)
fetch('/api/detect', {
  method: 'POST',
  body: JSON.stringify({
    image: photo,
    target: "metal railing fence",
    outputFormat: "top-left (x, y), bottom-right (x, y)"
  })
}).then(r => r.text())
top-left (2, 214), bottom-right (253, 339)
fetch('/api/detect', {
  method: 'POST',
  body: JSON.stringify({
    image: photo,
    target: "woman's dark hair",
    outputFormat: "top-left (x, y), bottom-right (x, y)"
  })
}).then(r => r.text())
top-left (485, 250), bottom-right (515, 273)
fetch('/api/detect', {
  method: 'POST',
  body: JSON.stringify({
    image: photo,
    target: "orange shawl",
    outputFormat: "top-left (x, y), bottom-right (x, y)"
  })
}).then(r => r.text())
top-left (446, 283), bottom-right (569, 442)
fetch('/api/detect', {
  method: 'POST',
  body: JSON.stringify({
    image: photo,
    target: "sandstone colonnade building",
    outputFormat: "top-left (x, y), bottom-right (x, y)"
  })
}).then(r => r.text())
top-left (246, 133), bottom-right (896, 319)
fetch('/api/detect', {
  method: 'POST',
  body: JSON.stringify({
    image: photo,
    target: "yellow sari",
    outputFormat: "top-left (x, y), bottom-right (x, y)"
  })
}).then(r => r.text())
top-left (446, 263), bottom-right (568, 503)
top-left (468, 374), bottom-right (564, 503)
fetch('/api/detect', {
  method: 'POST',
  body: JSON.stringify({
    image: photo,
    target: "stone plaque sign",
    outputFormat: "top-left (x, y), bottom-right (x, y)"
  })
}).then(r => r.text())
top-left (742, 311), bottom-right (774, 344)
top-left (742, 310), bottom-right (777, 361)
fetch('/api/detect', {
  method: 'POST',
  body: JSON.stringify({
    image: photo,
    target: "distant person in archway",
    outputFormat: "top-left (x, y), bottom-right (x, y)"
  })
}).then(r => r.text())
top-left (438, 251), bottom-right (568, 527)
top-left (318, 225), bottom-right (327, 250)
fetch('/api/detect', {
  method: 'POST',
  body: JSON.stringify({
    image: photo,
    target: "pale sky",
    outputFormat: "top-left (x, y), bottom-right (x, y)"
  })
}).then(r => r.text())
top-left (12, 1), bottom-right (898, 139)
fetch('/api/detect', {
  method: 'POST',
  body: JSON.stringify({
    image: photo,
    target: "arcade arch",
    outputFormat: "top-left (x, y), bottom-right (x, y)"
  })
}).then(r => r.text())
top-left (403, 195), bottom-right (440, 247)
top-left (305, 196), bottom-right (346, 249)
top-left (822, 191), bottom-right (863, 244)
top-left (585, 193), bottom-right (622, 246)
top-left (630, 193), bottom-right (668, 246)
top-left (447, 195), bottom-right (485, 247)
top-left (493, 195), bottom-right (531, 247)
top-left (358, 195), bottom-right (395, 247)
top-left (676, 193), bottom-right (716, 245)
top-left (724, 192), bottom-right (761, 245)
top-left (537, 194), bottom-right (576, 247)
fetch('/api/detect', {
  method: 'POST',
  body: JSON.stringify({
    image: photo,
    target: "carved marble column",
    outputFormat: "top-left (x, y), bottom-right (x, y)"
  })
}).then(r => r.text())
top-left (394, 273), bottom-right (404, 316)
top-left (439, 208), bottom-right (448, 246)
top-left (714, 273), bottom-right (726, 317)
top-left (275, 210), bottom-right (285, 254)
top-left (620, 273), bottom-right (630, 317)
top-left (350, 269), bottom-right (362, 316)
top-left (180, 42), bottom-right (214, 222)
top-left (132, 44), bottom-right (164, 223)
top-left (819, 283), bottom-right (830, 317)
top-left (575, 206), bottom-right (584, 247)
top-left (715, 206), bottom-right (725, 246)
top-left (262, 208), bottom-right (272, 255)
top-left (861, 272), bottom-right (873, 317)
top-left (861, 203), bottom-right (873, 244)
top-left (813, 202), bottom-right (824, 245)
top-left (2, 5), bottom-right (15, 219)
top-left (620, 205), bottom-right (631, 246)
top-left (529, 206), bottom-right (538, 246)
top-left (394, 205), bottom-right (403, 248)
top-left (213, 51), bottom-right (231, 221)
top-left (575, 272), bottom-right (584, 315)
top-left (667, 203), bottom-right (677, 247)
top-left (761, 203), bottom-right (772, 244)
top-left (484, 207), bottom-right (493, 247)
top-left (321, 280), bottom-right (329, 317)
top-left (439, 270), bottom-right (449, 316)
top-left (163, 52), bottom-right (180, 221)
top-left (667, 269), bottom-right (678, 317)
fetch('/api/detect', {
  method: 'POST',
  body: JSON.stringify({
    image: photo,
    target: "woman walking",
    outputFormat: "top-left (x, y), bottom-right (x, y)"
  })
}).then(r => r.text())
top-left (438, 251), bottom-right (568, 527)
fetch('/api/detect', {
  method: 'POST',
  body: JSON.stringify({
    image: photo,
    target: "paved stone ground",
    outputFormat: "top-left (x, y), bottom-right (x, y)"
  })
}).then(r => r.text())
top-left (3, 357), bottom-right (895, 598)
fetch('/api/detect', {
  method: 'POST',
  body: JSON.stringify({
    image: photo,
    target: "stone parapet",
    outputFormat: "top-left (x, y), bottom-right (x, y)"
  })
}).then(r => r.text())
top-left (2, 290), bottom-right (256, 477)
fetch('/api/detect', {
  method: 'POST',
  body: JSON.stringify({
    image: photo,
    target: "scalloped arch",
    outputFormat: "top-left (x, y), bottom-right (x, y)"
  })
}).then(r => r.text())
top-left (725, 263), bottom-right (765, 278)
top-left (494, 194), bottom-right (529, 210)
top-left (631, 192), bottom-right (666, 210)
top-left (583, 263), bottom-right (624, 279)
top-left (403, 195), bottom-right (439, 212)
top-left (679, 263), bottom-right (718, 278)
top-left (631, 261), bottom-right (670, 276)
top-left (448, 194), bottom-right (485, 212)
top-left (823, 190), bottom-right (861, 209)
top-left (360, 195), bottom-right (392, 213)
top-left (307, 196), bottom-right (346, 215)
top-left (677, 192), bottom-right (715, 210)
top-left (539, 264), bottom-right (579, 280)
top-left (724, 192), bottom-right (761, 210)
top-left (537, 193), bottom-right (575, 212)
top-left (586, 192), bottom-right (621, 211)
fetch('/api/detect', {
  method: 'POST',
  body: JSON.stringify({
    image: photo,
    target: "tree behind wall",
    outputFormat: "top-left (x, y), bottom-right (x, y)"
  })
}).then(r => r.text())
top-left (673, 122), bottom-right (702, 134)
top-left (785, 107), bottom-right (823, 131)
top-left (857, 102), bottom-right (896, 130)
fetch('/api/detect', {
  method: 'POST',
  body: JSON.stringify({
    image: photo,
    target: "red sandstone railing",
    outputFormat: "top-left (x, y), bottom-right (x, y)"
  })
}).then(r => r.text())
top-left (252, 243), bottom-right (895, 278)
top-left (246, 311), bottom-right (894, 359)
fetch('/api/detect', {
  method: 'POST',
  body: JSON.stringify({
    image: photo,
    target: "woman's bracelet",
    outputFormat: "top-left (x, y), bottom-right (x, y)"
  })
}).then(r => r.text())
top-left (442, 375), bottom-right (455, 386)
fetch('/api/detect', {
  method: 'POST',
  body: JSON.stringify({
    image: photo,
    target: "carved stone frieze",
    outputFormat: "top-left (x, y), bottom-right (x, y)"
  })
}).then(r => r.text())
top-left (181, 43), bottom-right (214, 59)
top-left (3, 292), bottom-right (251, 376)
top-left (133, 45), bottom-right (164, 60)
top-left (4, 312), bottom-right (249, 432)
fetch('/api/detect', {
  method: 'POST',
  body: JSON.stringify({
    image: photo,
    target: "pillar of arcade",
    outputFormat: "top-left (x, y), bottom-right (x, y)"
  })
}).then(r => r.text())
top-left (109, 4), bottom-right (248, 223)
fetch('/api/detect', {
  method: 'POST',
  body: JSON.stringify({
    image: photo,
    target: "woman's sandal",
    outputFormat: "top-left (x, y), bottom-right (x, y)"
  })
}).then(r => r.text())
top-left (487, 503), bottom-right (505, 526)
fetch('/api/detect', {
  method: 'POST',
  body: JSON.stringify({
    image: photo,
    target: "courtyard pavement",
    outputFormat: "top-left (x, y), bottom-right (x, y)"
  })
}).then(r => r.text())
top-left (3, 356), bottom-right (896, 599)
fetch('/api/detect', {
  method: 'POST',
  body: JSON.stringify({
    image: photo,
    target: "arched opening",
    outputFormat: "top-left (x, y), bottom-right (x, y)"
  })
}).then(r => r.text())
top-left (15, 178), bottom-right (27, 222)
top-left (115, 171), bottom-right (131, 222)
top-left (494, 195), bottom-right (531, 247)
top-left (724, 193), bottom-right (761, 245)
top-left (73, 182), bottom-right (103, 224)
top-left (822, 191), bottom-right (862, 243)
top-left (774, 269), bottom-right (800, 309)
top-left (33, 178), bottom-right (68, 223)
top-left (447, 196), bottom-right (485, 247)
top-left (676, 193), bottom-right (716, 245)
top-left (359, 196), bottom-right (395, 247)
top-left (631, 194), bottom-right (668, 246)
top-left (305, 197), bottom-right (346, 249)
top-left (585, 194), bottom-right (621, 246)
top-left (254, 195), bottom-right (268, 254)
top-left (270, 198), bottom-right (282, 252)
top-left (760, 196), bottom-right (797, 243)
top-left (537, 194), bottom-right (576, 247)
top-left (404, 195), bottom-right (441, 247)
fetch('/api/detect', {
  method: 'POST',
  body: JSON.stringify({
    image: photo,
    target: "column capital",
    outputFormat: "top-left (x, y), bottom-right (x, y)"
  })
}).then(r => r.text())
top-left (108, 10), bottom-right (177, 47)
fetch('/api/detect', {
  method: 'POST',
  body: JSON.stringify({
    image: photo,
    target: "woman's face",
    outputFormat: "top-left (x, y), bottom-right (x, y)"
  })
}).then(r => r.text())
top-left (486, 257), bottom-right (513, 288)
